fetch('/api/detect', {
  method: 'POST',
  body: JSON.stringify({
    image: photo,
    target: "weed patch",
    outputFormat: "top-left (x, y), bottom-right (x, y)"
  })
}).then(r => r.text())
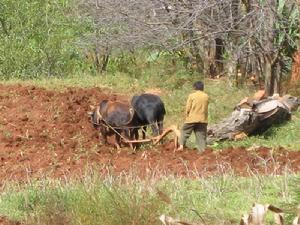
top-left (0, 173), bottom-right (298, 225)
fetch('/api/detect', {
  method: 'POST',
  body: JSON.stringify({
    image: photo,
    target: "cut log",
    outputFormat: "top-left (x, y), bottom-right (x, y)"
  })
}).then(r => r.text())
top-left (207, 94), bottom-right (300, 143)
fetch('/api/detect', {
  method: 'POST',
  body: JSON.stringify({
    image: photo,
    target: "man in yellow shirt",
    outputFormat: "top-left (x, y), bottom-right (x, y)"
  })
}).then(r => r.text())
top-left (177, 81), bottom-right (209, 151)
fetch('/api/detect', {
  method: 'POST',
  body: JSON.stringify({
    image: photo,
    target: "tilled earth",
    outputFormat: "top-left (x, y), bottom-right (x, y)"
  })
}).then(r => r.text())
top-left (0, 84), bottom-right (300, 182)
top-left (0, 217), bottom-right (20, 225)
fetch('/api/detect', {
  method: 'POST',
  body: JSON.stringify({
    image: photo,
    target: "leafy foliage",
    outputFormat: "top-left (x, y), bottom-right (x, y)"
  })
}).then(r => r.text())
top-left (0, 0), bottom-right (82, 79)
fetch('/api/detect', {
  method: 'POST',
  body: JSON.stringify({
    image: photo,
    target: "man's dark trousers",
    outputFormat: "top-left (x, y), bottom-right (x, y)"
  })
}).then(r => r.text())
top-left (179, 122), bottom-right (207, 151)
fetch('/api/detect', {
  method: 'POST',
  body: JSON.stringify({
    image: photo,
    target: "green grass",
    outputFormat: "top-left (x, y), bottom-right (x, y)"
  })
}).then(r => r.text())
top-left (0, 173), bottom-right (299, 225)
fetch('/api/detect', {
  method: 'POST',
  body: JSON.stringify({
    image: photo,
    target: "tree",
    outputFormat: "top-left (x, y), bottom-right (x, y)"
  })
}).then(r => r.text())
top-left (76, 0), bottom-right (299, 95)
top-left (0, 0), bottom-right (81, 78)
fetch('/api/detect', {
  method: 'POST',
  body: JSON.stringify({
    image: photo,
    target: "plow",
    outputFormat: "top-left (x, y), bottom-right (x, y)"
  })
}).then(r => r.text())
top-left (95, 120), bottom-right (181, 150)
top-left (122, 125), bottom-right (180, 148)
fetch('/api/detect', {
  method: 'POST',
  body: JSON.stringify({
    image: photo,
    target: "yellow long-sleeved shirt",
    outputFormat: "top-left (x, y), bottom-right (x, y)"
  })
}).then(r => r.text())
top-left (185, 90), bottom-right (209, 123)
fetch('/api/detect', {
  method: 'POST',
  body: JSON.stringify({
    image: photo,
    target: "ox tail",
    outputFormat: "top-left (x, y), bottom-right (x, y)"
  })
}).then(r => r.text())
top-left (162, 104), bottom-right (166, 115)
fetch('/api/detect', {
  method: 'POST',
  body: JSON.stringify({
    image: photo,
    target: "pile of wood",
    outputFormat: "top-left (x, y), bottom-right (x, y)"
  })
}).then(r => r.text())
top-left (207, 91), bottom-right (300, 143)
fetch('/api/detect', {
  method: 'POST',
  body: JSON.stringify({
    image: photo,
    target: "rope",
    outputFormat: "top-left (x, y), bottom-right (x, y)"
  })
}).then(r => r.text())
top-left (92, 119), bottom-right (164, 142)
top-left (96, 119), bottom-right (131, 142)
top-left (92, 120), bottom-right (164, 130)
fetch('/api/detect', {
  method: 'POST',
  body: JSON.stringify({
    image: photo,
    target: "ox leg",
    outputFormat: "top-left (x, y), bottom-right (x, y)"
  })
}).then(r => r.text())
top-left (130, 128), bottom-right (139, 140)
top-left (141, 126), bottom-right (147, 139)
top-left (99, 126), bottom-right (108, 144)
top-left (124, 128), bottom-right (134, 149)
top-left (124, 129), bottom-right (130, 139)
top-left (157, 114), bottom-right (165, 135)
top-left (128, 128), bottom-right (139, 149)
top-left (158, 121), bottom-right (164, 135)
top-left (159, 123), bottom-right (164, 135)
top-left (146, 115), bottom-right (160, 136)
top-left (103, 134), bottom-right (108, 144)
top-left (150, 123), bottom-right (159, 137)
top-left (114, 130), bottom-right (121, 149)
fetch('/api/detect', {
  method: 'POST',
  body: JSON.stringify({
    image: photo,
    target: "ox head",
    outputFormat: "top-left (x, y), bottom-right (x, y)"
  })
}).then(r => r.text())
top-left (88, 105), bottom-right (102, 128)
top-left (131, 95), bottom-right (139, 106)
top-left (281, 95), bottom-right (300, 112)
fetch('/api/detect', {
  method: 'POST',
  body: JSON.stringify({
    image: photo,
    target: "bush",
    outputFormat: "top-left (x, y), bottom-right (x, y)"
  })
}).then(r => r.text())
top-left (0, 0), bottom-right (82, 79)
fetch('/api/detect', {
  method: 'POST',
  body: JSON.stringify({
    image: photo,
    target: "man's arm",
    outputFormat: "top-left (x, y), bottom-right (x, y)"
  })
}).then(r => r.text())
top-left (185, 95), bottom-right (192, 117)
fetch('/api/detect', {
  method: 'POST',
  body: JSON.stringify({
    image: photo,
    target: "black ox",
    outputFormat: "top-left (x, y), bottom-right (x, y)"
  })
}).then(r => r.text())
top-left (130, 93), bottom-right (166, 140)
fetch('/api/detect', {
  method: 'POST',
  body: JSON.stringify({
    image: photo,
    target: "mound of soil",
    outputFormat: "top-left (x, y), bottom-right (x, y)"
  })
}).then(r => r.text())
top-left (0, 84), bottom-right (299, 182)
top-left (0, 217), bottom-right (20, 225)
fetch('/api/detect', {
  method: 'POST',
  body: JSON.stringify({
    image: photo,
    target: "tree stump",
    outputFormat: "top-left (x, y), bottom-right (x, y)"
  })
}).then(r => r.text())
top-left (207, 95), bottom-right (300, 143)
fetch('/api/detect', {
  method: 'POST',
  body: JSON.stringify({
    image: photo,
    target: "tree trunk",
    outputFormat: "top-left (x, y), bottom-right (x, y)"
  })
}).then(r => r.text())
top-left (202, 39), bottom-right (219, 78)
top-left (289, 2), bottom-right (300, 95)
top-left (264, 57), bottom-right (274, 96)
top-left (273, 60), bottom-right (281, 94)
top-left (290, 51), bottom-right (300, 96)
top-left (186, 1), bottom-right (203, 74)
top-left (215, 38), bottom-right (224, 75)
top-left (291, 51), bottom-right (300, 82)
top-left (262, 0), bottom-right (276, 96)
top-left (226, 43), bottom-right (238, 86)
top-left (202, 40), bottom-right (212, 77)
top-left (187, 27), bottom-right (203, 74)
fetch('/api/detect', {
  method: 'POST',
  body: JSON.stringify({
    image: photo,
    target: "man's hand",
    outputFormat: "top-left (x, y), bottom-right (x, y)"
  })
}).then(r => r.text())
top-left (176, 145), bottom-right (184, 151)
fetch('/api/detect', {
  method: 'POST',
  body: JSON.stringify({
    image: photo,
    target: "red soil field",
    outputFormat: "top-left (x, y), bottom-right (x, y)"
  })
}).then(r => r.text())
top-left (0, 84), bottom-right (299, 182)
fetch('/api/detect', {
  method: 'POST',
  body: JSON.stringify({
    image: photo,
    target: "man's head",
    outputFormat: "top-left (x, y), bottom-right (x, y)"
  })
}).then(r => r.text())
top-left (193, 81), bottom-right (204, 91)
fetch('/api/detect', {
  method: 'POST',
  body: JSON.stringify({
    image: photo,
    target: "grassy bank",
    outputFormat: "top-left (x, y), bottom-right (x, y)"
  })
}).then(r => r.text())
top-left (0, 172), bottom-right (298, 225)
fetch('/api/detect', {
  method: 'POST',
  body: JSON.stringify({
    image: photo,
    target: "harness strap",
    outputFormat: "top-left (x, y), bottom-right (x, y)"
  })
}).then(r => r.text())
top-left (92, 120), bottom-right (164, 129)
top-left (97, 118), bottom-right (130, 142)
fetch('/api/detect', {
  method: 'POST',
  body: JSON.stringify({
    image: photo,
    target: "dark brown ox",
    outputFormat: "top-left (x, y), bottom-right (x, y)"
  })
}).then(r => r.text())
top-left (90, 100), bottom-right (134, 149)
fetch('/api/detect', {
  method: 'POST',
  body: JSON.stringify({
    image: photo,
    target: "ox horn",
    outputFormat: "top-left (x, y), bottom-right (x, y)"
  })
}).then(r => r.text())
top-left (87, 105), bottom-right (95, 117)
top-left (126, 107), bottom-right (135, 124)
top-left (89, 105), bottom-right (95, 111)
top-left (95, 106), bottom-right (102, 123)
